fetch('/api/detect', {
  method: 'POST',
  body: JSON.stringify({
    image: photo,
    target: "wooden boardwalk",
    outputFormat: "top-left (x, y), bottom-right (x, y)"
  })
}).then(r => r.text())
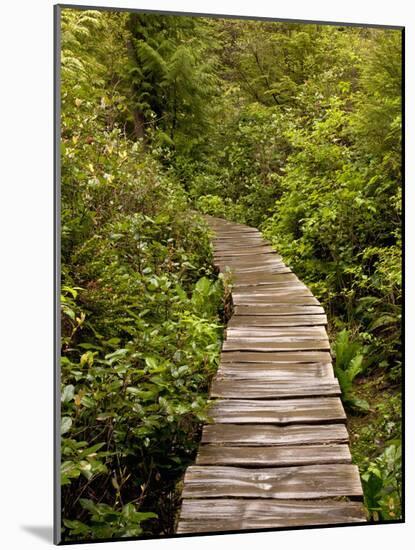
top-left (177, 216), bottom-right (366, 534)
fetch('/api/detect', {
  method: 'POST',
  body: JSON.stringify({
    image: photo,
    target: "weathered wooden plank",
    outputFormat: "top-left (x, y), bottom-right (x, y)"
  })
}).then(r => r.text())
top-left (234, 305), bottom-right (325, 315)
top-left (231, 273), bottom-right (299, 285)
top-left (213, 234), bottom-right (269, 240)
top-left (215, 255), bottom-right (279, 264)
top-left (222, 339), bottom-right (330, 352)
top-left (226, 326), bottom-right (327, 337)
top-left (212, 229), bottom-right (261, 235)
top-left (212, 234), bottom-right (266, 241)
top-left (228, 314), bottom-right (328, 327)
top-left (196, 444), bottom-right (351, 466)
top-left (215, 254), bottom-right (283, 264)
top-left (221, 350), bottom-right (332, 363)
top-left (224, 337), bottom-right (330, 346)
top-left (210, 223), bottom-right (258, 230)
top-left (217, 362), bottom-right (334, 380)
top-left (213, 245), bottom-right (275, 253)
top-left (209, 222), bottom-right (259, 232)
top-left (182, 464), bottom-right (363, 499)
top-left (233, 284), bottom-right (308, 294)
top-left (233, 293), bottom-right (317, 304)
top-left (216, 263), bottom-right (287, 273)
top-left (211, 378), bottom-right (340, 398)
top-left (233, 296), bottom-right (319, 307)
top-left (223, 262), bottom-right (286, 270)
top-left (202, 423), bottom-right (349, 446)
top-left (208, 397), bottom-right (346, 424)
top-left (223, 265), bottom-right (292, 274)
top-left (233, 287), bottom-right (312, 297)
top-left (216, 259), bottom-right (286, 268)
top-left (213, 239), bottom-right (265, 246)
top-left (225, 334), bottom-right (329, 342)
top-left (214, 246), bottom-right (275, 256)
top-left (224, 335), bottom-right (330, 342)
top-left (177, 499), bottom-right (366, 533)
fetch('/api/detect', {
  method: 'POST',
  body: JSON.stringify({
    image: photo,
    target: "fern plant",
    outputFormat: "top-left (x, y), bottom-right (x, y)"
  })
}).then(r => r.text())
top-left (332, 329), bottom-right (369, 412)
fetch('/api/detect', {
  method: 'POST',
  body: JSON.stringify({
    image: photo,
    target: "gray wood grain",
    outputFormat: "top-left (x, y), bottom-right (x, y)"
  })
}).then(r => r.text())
top-left (233, 292), bottom-right (316, 303)
top-left (232, 281), bottom-right (309, 296)
top-left (217, 362), bottom-right (334, 380)
top-left (226, 326), bottom-right (327, 337)
top-left (222, 339), bottom-right (330, 351)
top-left (182, 464), bottom-right (363, 499)
top-left (234, 304), bottom-right (325, 315)
top-left (214, 246), bottom-right (275, 255)
top-left (196, 443), bottom-right (351, 466)
top-left (228, 314), bottom-right (328, 327)
top-left (233, 296), bottom-right (320, 307)
top-left (233, 287), bottom-right (312, 298)
top-left (212, 235), bottom-right (267, 242)
top-left (211, 377), bottom-right (340, 398)
top-left (202, 423), bottom-right (349, 446)
top-left (208, 397), bottom-right (346, 424)
top-left (223, 265), bottom-right (293, 274)
top-left (221, 350), bottom-right (332, 363)
top-left (231, 273), bottom-right (300, 285)
top-left (177, 499), bottom-right (366, 532)
top-left (215, 255), bottom-right (284, 265)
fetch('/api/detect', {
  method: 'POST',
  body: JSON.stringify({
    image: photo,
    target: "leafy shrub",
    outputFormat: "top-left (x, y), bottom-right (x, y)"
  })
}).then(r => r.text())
top-left (196, 194), bottom-right (226, 217)
top-left (362, 442), bottom-right (402, 520)
top-left (64, 500), bottom-right (157, 539)
top-left (61, 209), bottom-right (224, 540)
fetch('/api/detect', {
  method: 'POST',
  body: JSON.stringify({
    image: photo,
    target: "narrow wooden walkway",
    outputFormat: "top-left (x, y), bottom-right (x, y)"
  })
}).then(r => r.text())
top-left (177, 216), bottom-right (366, 534)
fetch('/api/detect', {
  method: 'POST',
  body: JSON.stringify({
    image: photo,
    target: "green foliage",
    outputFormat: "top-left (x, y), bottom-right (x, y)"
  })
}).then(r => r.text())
top-left (64, 500), bottom-right (157, 539)
top-left (196, 195), bottom-right (226, 217)
top-left (60, 9), bottom-right (402, 536)
top-left (362, 442), bottom-right (402, 520)
top-left (350, 388), bottom-right (401, 521)
top-left (60, 8), bottom-right (224, 542)
top-left (332, 330), bottom-right (368, 411)
top-left (126, 13), bottom-right (219, 159)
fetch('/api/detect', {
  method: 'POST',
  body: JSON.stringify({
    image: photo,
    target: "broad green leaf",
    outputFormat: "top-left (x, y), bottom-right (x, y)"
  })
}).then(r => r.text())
top-left (61, 417), bottom-right (72, 435)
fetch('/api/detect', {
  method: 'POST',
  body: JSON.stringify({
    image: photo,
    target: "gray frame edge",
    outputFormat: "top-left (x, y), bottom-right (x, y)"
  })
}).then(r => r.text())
top-left (54, 3), bottom-right (62, 545)
top-left (56, 3), bottom-right (404, 30)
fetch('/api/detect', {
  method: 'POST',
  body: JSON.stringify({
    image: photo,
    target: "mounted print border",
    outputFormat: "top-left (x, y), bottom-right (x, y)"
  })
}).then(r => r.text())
top-left (54, 3), bottom-right (404, 544)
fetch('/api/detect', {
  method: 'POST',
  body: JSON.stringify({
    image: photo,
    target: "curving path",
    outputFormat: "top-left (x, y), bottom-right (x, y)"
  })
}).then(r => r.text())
top-left (177, 216), bottom-right (366, 534)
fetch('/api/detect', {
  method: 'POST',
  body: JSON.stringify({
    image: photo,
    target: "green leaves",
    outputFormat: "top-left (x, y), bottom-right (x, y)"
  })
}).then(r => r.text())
top-left (191, 276), bottom-right (223, 318)
top-left (61, 417), bottom-right (72, 435)
top-left (362, 442), bottom-right (402, 520)
top-left (61, 384), bottom-right (75, 403)
top-left (63, 499), bottom-right (157, 539)
top-left (60, 52), bottom-right (223, 537)
top-left (332, 330), bottom-right (369, 412)
top-left (333, 329), bottom-right (362, 373)
top-left (61, 440), bottom-right (109, 486)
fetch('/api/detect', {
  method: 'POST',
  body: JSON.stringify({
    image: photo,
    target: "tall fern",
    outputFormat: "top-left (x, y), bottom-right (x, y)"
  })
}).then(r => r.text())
top-left (332, 329), bottom-right (369, 411)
